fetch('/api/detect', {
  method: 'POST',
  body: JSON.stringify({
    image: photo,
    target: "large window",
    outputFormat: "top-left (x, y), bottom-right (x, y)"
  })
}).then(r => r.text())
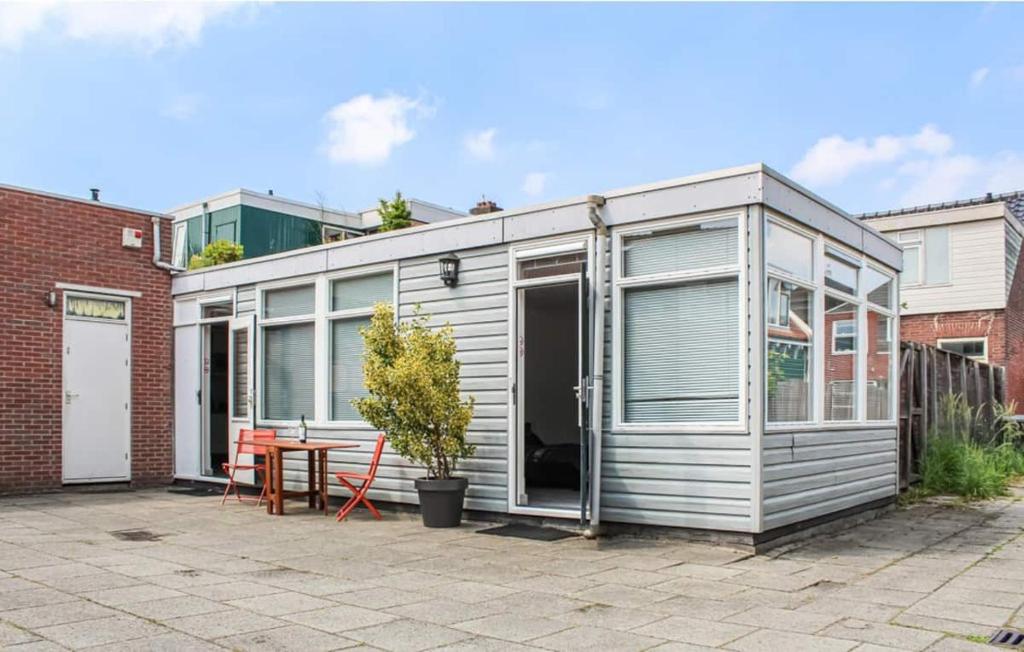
top-left (897, 227), bottom-right (949, 287)
top-left (765, 216), bottom-right (897, 426)
top-left (329, 272), bottom-right (393, 421)
top-left (938, 338), bottom-right (987, 362)
top-left (616, 216), bottom-right (742, 426)
top-left (260, 284), bottom-right (315, 421)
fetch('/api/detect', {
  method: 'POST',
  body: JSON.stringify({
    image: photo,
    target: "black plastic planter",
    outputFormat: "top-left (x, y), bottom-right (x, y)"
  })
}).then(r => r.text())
top-left (414, 477), bottom-right (468, 527)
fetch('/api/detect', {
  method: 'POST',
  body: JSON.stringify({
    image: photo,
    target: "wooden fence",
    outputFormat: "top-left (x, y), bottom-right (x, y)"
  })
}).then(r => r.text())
top-left (898, 341), bottom-right (1006, 489)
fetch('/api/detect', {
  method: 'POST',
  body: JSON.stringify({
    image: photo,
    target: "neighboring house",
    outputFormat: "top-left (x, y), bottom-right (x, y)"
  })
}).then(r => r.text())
top-left (169, 189), bottom-right (465, 268)
top-left (0, 184), bottom-right (174, 492)
top-left (860, 191), bottom-right (1024, 404)
top-left (171, 163), bottom-right (902, 544)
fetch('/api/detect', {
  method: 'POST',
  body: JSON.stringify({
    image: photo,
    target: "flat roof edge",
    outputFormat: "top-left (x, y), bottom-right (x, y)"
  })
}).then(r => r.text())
top-left (0, 182), bottom-right (173, 219)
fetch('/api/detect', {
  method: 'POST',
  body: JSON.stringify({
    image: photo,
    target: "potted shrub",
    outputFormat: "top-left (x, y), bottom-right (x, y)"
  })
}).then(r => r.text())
top-left (354, 303), bottom-right (476, 527)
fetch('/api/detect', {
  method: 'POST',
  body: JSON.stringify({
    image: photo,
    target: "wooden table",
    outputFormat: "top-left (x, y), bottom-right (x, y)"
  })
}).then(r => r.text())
top-left (265, 440), bottom-right (359, 516)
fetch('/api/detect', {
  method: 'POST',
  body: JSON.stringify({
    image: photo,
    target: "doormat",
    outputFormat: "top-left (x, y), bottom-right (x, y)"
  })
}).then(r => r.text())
top-left (167, 486), bottom-right (219, 497)
top-left (477, 524), bottom-right (578, 541)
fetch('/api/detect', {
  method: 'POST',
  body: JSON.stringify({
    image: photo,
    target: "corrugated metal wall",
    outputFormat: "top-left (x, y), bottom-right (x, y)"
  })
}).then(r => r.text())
top-left (761, 427), bottom-right (897, 530)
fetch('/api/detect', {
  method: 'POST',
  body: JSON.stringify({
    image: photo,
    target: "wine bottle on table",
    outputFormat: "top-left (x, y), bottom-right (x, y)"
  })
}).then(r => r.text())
top-left (299, 415), bottom-right (308, 443)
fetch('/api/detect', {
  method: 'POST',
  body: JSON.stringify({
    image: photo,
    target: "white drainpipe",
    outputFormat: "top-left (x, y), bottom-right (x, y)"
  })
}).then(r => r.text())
top-left (151, 217), bottom-right (181, 272)
top-left (585, 195), bottom-right (607, 539)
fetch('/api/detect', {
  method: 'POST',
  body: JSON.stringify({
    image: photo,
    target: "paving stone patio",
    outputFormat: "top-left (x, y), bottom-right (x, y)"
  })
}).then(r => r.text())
top-left (1, 489), bottom-right (1023, 651)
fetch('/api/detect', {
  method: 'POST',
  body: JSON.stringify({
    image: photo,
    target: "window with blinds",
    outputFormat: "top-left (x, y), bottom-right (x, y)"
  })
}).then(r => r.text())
top-left (232, 328), bottom-right (248, 418)
top-left (329, 271), bottom-right (393, 421)
top-left (262, 322), bottom-right (314, 420)
top-left (617, 216), bottom-right (742, 425)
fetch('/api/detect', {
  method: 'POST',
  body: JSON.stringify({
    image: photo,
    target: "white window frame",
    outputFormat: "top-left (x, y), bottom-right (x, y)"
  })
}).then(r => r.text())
top-left (172, 222), bottom-right (188, 268)
top-left (323, 264), bottom-right (399, 426)
top-left (197, 292), bottom-right (235, 324)
top-left (897, 227), bottom-right (951, 288)
top-left (831, 319), bottom-right (857, 354)
top-left (256, 278), bottom-right (319, 426)
top-left (764, 212), bottom-right (899, 431)
top-left (611, 210), bottom-right (748, 433)
top-left (937, 337), bottom-right (988, 363)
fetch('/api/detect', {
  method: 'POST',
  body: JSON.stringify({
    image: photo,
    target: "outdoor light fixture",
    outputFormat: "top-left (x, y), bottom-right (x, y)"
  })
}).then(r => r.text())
top-left (45, 290), bottom-right (57, 308)
top-left (439, 253), bottom-right (460, 287)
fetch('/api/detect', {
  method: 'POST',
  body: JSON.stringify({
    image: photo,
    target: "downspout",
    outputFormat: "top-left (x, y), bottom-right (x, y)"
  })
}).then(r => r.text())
top-left (151, 217), bottom-right (182, 272)
top-left (584, 194), bottom-right (607, 539)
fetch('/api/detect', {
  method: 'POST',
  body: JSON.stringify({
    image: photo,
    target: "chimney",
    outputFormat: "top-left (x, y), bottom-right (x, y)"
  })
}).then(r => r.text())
top-left (268, 189), bottom-right (274, 196)
top-left (90, 188), bottom-right (100, 202)
top-left (470, 198), bottom-right (502, 215)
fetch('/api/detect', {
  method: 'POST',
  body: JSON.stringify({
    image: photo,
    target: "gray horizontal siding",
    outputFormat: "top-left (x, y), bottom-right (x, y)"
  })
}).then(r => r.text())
top-left (273, 246), bottom-right (509, 514)
top-left (1007, 223), bottom-right (1021, 300)
top-left (236, 285), bottom-right (256, 317)
top-left (762, 427), bottom-right (898, 530)
top-left (597, 247), bottom-right (753, 532)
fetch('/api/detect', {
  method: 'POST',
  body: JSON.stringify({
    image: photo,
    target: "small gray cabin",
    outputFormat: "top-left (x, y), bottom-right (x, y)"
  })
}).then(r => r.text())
top-left (171, 163), bottom-right (902, 542)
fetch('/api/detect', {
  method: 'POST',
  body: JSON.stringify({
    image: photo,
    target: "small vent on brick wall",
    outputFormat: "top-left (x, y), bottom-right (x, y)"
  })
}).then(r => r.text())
top-left (990, 628), bottom-right (1024, 648)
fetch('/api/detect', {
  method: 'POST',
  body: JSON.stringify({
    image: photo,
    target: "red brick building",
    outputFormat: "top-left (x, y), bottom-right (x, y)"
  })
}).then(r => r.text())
top-left (0, 184), bottom-right (174, 492)
top-left (861, 191), bottom-right (1024, 405)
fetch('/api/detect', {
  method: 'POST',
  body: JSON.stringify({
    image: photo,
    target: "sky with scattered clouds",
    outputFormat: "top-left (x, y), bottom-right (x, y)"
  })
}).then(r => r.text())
top-left (1, 2), bottom-right (1023, 215)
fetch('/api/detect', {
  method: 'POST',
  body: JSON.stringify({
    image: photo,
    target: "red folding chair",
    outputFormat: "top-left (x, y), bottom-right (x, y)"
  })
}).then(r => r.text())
top-left (221, 428), bottom-right (276, 506)
top-left (334, 434), bottom-right (386, 522)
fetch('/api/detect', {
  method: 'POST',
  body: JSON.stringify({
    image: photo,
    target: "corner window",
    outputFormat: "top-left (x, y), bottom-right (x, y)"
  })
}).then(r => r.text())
top-left (867, 310), bottom-right (892, 420)
top-left (766, 221), bottom-right (813, 281)
top-left (329, 272), bottom-right (394, 421)
top-left (767, 281), bottom-right (813, 423)
top-left (260, 284), bottom-right (315, 421)
top-left (898, 227), bottom-right (949, 286)
top-left (824, 249), bottom-right (859, 296)
top-left (617, 216), bottom-right (741, 426)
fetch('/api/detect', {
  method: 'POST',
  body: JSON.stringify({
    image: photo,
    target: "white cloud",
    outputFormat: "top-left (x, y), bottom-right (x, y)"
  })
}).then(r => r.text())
top-left (0, 2), bottom-right (245, 53)
top-left (522, 172), bottom-right (547, 197)
top-left (323, 93), bottom-right (432, 166)
top-left (970, 67), bottom-right (990, 88)
top-left (791, 124), bottom-right (953, 187)
top-left (897, 152), bottom-right (1024, 206)
top-left (161, 94), bottom-right (201, 121)
top-left (463, 128), bottom-right (497, 160)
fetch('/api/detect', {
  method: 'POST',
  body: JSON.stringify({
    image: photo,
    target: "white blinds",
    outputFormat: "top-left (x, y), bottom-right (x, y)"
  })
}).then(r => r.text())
top-left (331, 317), bottom-right (371, 420)
top-left (263, 285), bottom-right (315, 319)
top-left (623, 219), bottom-right (737, 277)
top-left (232, 329), bottom-right (248, 418)
top-left (623, 278), bottom-right (740, 422)
top-left (262, 323), bottom-right (314, 420)
top-left (331, 273), bottom-right (393, 311)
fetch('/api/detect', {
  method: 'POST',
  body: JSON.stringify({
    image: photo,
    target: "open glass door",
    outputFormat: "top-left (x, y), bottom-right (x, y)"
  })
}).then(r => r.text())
top-left (228, 315), bottom-right (256, 483)
top-left (513, 246), bottom-right (592, 517)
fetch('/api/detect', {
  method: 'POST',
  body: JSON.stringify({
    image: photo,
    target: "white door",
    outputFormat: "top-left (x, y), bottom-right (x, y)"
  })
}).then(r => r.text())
top-left (174, 325), bottom-right (201, 478)
top-left (228, 316), bottom-right (256, 482)
top-left (62, 294), bottom-right (131, 482)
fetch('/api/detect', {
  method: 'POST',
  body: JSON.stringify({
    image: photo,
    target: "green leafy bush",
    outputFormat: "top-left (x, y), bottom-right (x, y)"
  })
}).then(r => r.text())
top-left (918, 394), bottom-right (1024, 499)
top-left (353, 303), bottom-right (475, 479)
top-left (188, 239), bottom-right (244, 270)
top-left (377, 191), bottom-right (413, 232)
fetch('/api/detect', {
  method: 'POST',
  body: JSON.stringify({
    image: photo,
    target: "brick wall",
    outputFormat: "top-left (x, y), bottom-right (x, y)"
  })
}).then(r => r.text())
top-left (900, 310), bottom-right (1006, 365)
top-left (0, 187), bottom-right (173, 492)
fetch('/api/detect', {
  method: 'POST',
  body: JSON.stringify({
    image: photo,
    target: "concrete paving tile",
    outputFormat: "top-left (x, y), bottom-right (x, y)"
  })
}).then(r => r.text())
top-left (632, 615), bottom-right (755, 647)
top-left (0, 577), bottom-right (37, 593)
top-left (330, 586), bottom-right (428, 610)
top-left (646, 644), bottom-right (719, 652)
top-left (725, 571), bottom-right (825, 592)
top-left (831, 586), bottom-right (929, 608)
top-left (725, 605), bottom-right (841, 633)
top-left (554, 602), bottom-right (667, 631)
top-left (907, 599), bottom-right (1013, 627)
top-left (419, 580), bottom-right (521, 603)
top-left (654, 576), bottom-right (749, 599)
top-left (926, 636), bottom-right (997, 651)
top-left (647, 595), bottom-right (748, 621)
top-left (105, 560), bottom-right (191, 578)
top-left (504, 574), bottom-right (603, 596)
top-left (12, 563), bottom-right (105, 583)
top-left (531, 624), bottom-right (666, 651)
top-left (35, 615), bottom-right (169, 649)
top-left (370, 570), bottom-right (453, 590)
top-left (796, 597), bottom-right (903, 623)
top-left (658, 563), bottom-right (745, 581)
top-left (584, 567), bottom-right (674, 588)
top-left (0, 599), bottom-right (120, 628)
top-left (217, 624), bottom-right (360, 651)
top-left (38, 571), bottom-right (142, 594)
top-left (80, 584), bottom-right (185, 606)
top-left (163, 607), bottom-right (284, 639)
top-left (0, 621), bottom-right (39, 646)
top-left (145, 570), bottom-right (230, 589)
top-left (822, 618), bottom-right (945, 650)
top-left (603, 554), bottom-right (685, 572)
top-left (430, 637), bottom-right (544, 651)
top-left (481, 590), bottom-right (591, 617)
top-left (930, 586), bottom-right (1024, 610)
top-left (120, 594), bottom-right (233, 620)
top-left (724, 628), bottom-right (858, 652)
top-left (385, 597), bottom-right (502, 626)
top-left (227, 591), bottom-right (336, 616)
top-left (185, 579), bottom-right (285, 601)
top-left (1, 641), bottom-right (67, 652)
top-left (83, 632), bottom-right (225, 651)
top-left (569, 583), bottom-right (674, 609)
top-left (454, 612), bottom-right (572, 642)
top-left (893, 613), bottom-right (995, 639)
top-left (0, 587), bottom-right (79, 611)
top-left (345, 618), bottom-right (473, 651)
top-left (284, 604), bottom-right (399, 633)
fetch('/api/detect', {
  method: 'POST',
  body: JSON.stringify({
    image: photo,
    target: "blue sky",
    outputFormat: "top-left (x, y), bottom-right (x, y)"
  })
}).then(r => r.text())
top-left (1, 2), bottom-right (1022, 216)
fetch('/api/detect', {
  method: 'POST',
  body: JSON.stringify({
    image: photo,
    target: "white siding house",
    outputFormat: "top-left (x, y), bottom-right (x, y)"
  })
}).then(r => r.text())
top-left (171, 164), bottom-right (901, 543)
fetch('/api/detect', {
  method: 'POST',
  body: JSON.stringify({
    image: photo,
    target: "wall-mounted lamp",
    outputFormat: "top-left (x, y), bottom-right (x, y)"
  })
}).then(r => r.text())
top-left (45, 291), bottom-right (57, 308)
top-left (439, 253), bottom-right (460, 287)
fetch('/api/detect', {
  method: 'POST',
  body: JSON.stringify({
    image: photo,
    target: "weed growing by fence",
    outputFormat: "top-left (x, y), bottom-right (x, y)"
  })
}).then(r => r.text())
top-left (918, 395), bottom-right (1024, 499)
